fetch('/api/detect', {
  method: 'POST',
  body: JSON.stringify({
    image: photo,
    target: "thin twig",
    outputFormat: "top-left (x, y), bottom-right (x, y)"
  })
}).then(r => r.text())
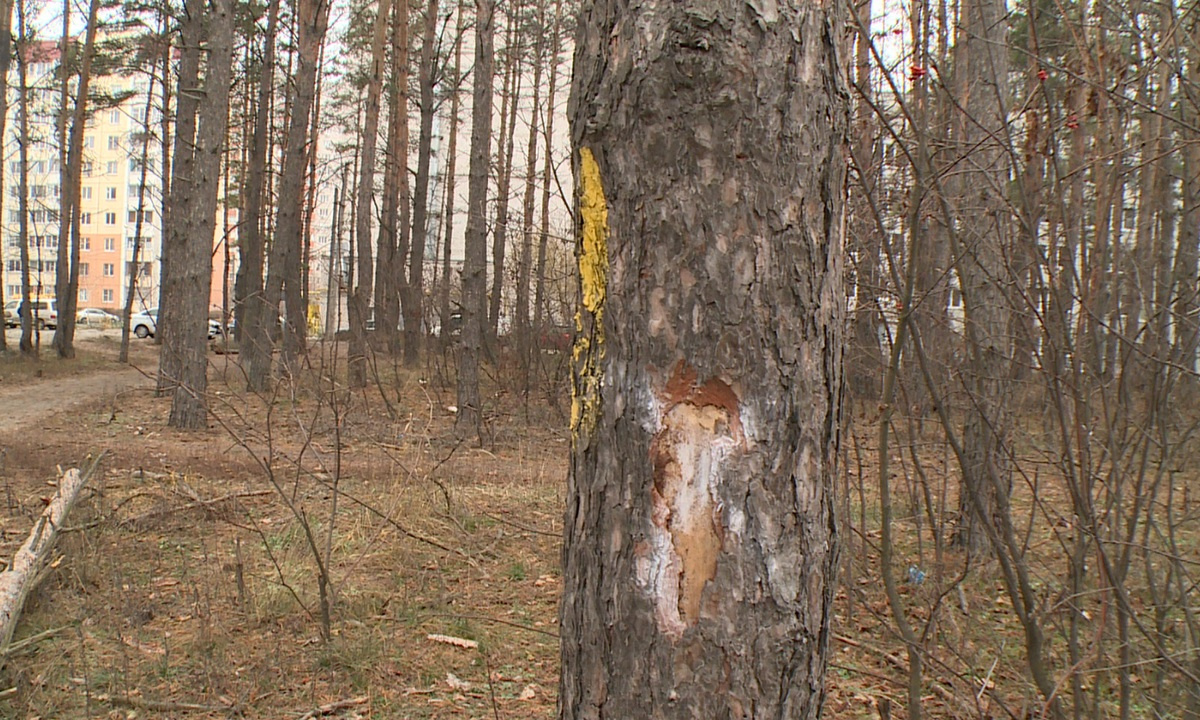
top-left (295, 695), bottom-right (368, 719)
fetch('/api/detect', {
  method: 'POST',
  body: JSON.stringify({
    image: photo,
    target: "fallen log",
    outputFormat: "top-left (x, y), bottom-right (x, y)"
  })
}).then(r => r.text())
top-left (0, 464), bottom-right (95, 653)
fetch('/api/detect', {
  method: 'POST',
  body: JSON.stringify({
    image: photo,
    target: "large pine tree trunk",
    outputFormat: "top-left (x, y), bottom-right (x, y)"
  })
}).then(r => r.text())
top-left (167, 0), bottom-right (234, 429)
top-left (437, 0), bottom-right (465, 347)
top-left (158, 0), bottom-right (205, 396)
top-left (559, 0), bottom-right (847, 716)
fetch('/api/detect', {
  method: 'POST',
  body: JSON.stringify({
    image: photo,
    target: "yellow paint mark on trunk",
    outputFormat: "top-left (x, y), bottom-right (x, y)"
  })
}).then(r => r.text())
top-left (571, 148), bottom-right (609, 438)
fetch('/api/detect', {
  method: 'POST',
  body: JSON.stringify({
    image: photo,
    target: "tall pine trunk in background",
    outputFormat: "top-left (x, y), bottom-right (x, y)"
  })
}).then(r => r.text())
top-left (559, 0), bottom-right (847, 715)
top-left (437, 0), bottom-right (464, 347)
top-left (348, 0), bottom-right (393, 387)
top-left (265, 0), bottom-right (331, 372)
top-left (455, 0), bottom-right (495, 441)
top-left (120, 57), bottom-right (160, 364)
top-left (166, 0), bottom-right (234, 429)
top-left (0, 0), bottom-right (10, 353)
top-left (402, 0), bottom-right (441, 366)
top-left (375, 0), bottom-right (410, 355)
top-left (951, 0), bottom-right (1014, 554)
top-left (52, 0), bottom-right (100, 359)
top-left (532, 0), bottom-right (561, 334)
top-left (158, 0), bottom-right (205, 395)
top-left (514, 0), bottom-right (545, 356)
top-left (15, 0), bottom-right (33, 357)
top-left (488, 9), bottom-right (520, 342)
top-left (235, 0), bottom-right (280, 391)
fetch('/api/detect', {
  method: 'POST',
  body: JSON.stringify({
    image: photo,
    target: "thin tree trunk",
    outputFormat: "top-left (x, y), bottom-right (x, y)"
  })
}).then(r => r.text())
top-left (455, 0), bottom-right (495, 440)
top-left (0, 0), bottom-right (10, 353)
top-left (488, 10), bottom-right (520, 342)
top-left (266, 0), bottom-right (331, 373)
top-left (349, 0), bottom-right (394, 387)
top-left (375, 0), bottom-right (410, 356)
top-left (438, 0), bottom-right (465, 347)
top-left (402, 0), bottom-right (441, 366)
top-left (235, 0), bottom-right (281, 392)
top-left (15, 0), bottom-right (33, 357)
top-left (532, 0), bottom-right (561, 333)
top-left (52, 0), bottom-right (100, 360)
top-left (560, 0), bottom-right (846, 714)
top-left (120, 59), bottom-right (160, 364)
top-left (514, 0), bottom-right (545, 356)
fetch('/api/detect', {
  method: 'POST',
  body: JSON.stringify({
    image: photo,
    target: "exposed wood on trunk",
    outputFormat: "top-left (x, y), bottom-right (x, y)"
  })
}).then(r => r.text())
top-left (560, 0), bottom-right (847, 715)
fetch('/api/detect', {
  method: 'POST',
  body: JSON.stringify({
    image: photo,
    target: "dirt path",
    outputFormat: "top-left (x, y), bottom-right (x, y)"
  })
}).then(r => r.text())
top-left (0, 363), bottom-right (155, 433)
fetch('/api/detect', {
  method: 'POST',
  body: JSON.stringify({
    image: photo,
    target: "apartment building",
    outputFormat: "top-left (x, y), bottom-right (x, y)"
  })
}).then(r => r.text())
top-left (1, 41), bottom-right (162, 316)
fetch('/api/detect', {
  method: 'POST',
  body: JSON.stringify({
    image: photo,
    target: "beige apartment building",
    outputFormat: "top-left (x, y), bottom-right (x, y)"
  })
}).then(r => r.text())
top-left (1, 41), bottom-right (162, 316)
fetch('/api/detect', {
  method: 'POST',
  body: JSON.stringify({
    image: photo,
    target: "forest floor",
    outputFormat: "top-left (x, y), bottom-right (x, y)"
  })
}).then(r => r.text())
top-left (0, 334), bottom-right (1105, 719)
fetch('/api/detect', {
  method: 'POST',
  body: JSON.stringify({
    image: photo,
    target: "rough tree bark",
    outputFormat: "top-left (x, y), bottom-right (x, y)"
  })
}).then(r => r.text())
top-left (559, 0), bottom-right (847, 716)
top-left (158, 0), bottom-right (205, 395)
top-left (167, 0), bottom-right (234, 429)
top-left (455, 0), bottom-right (495, 441)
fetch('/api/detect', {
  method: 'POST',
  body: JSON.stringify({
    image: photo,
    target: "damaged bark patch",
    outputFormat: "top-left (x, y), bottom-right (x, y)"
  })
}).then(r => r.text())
top-left (638, 362), bottom-right (744, 636)
top-left (571, 147), bottom-right (609, 439)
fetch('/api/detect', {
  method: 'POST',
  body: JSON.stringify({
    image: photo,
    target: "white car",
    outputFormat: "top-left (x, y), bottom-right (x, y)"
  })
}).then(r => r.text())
top-left (130, 308), bottom-right (157, 338)
top-left (77, 308), bottom-right (120, 325)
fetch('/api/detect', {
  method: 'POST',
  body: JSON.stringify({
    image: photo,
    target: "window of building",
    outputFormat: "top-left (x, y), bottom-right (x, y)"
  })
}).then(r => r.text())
top-left (105, 187), bottom-right (117, 200)
top-left (82, 161), bottom-right (92, 176)
top-left (6, 235), bottom-right (17, 247)
top-left (6, 286), bottom-right (17, 297)
top-left (105, 212), bottom-right (116, 225)
top-left (43, 260), bottom-right (56, 273)
top-left (81, 187), bottom-right (92, 200)
top-left (103, 263), bottom-right (115, 277)
top-left (81, 212), bottom-right (92, 225)
top-left (106, 161), bottom-right (118, 175)
top-left (128, 210), bottom-right (153, 224)
top-left (104, 237), bottom-right (115, 252)
top-left (83, 136), bottom-right (94, 149)
top-left (79, 263), bottom-right (89, 276)
top-left (102, 288), bottom-right (114, 303)
top-left (6, 260), bottom-right (20, 272)
top-left (80, 238), bottom-right (90, 250)
top-left (109, 110), bottom-right (120, 124)
top-left (108, 136), bottom-right (119, 150)
top-left (79, 288), bottom-right (88, 302)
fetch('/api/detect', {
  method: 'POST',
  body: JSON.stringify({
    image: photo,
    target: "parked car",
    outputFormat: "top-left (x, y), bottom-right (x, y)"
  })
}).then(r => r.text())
top-left (77, 308), bottom-right (120, 325)
top-left (4, 298), bottom-right (59, 329)
top-left (130, 308), bottom-right (157, 338)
